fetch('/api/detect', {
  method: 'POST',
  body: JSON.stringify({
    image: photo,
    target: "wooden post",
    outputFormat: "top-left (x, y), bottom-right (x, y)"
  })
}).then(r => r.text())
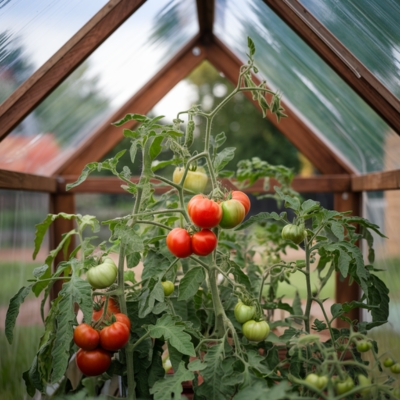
top-left (49, 193), bottom-right (76, 300)
top-left (334, 191), bottom-right (362, 327)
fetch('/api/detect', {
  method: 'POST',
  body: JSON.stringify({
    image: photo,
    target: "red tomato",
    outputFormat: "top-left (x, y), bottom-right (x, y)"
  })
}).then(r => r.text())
top-left (231, 191), bottom-right (251, 215)
top-left (73, 323), bottom-right (100, 350)
top-left (166, 228), bottom-right (192, 258)
top-left (191, 229), bottom-right (218, 256)
top-left (76, 348), bottom-right (112, 376)
top-left (114, 313), bottom-right (131, 331)
top-left (188, 196), bottom-right (222, 229)
top-left (99, 322), bottom-right (130, 351)
top-left (219, 199), bottom-right (245, 229)
top-left (92, 297), bottom-right (120, 322)
top-left (187, 194), bottom-right (204, 216)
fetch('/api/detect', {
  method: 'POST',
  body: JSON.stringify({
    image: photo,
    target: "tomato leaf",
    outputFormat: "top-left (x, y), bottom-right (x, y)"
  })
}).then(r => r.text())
top-left (178, 266), bottom-right (205, 301)
top-left (235, 211), bottom-right (285, 231)
top-left (214, 147), bottom-right (236, 173)
top-left (5, 285), bottom-right (34, 344)
top-left (150, 136), bottom-right (164, 160)
top-left (247, 36), bottom-right (256, 57)
top-left (51, 276), bottom-right (92, 383)
top-left (138, 280), bottom-right (164, 318)
top-left (149, 361), bottom-right (194, 400)
top-left (233, 380), bottom-right (291, 400)
top-left (147, 315), bottom-right (196, 357)
top-left (213, 131), bottom-right (227, 149)
top-left (112, 113), bottom-right (148, 126)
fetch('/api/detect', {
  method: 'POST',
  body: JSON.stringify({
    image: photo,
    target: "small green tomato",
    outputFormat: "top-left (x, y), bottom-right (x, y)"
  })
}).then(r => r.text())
top-left (234, 302), bottom-right (256, 324)
top-left (161, 280), bottom-right (175, 296)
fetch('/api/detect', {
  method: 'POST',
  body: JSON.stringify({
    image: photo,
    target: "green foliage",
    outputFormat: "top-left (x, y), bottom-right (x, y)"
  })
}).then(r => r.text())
top-left (4, 37), bottom-right (394, 400)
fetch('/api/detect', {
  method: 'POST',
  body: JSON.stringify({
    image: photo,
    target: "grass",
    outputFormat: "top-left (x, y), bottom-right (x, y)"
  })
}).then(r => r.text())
top-left (0, 261), bottom-right (39, 307)
top-left (0, 326), bottom-right (44, 400)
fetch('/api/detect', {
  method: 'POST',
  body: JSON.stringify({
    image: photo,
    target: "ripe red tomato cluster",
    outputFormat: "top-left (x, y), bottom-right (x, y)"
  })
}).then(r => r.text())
top-left (166, 191), bottom-right (251, 258)
top-left (74, 311), bottom-right (131, 376)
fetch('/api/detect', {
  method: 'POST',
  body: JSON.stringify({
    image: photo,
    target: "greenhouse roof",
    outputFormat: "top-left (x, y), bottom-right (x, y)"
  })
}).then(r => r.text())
top-left (0, 0), bottom-right (399, 186)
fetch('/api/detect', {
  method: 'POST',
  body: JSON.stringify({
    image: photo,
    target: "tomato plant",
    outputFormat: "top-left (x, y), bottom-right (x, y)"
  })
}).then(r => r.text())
top-left (281, 224), bottom-right (306, 244)
top-left (231, 191), bottom-right (251, 215)
top-left (76, 348), bottom-right (112, 376)
top-left (173, 166), bottom-right (208, 193)
top-left (86, 258), bottom-right (118, 289)
top-left (161, 280), bottom-right (175, 296)
top-left (219, 199), bottom-right (245, 229)
top-left (166, 228), bottom-right (192, 258)
top-left (191, 229), bottom-right (218, 256)
top-left (73, 323), bottom-right (100, 350)
top-left (99, 322), bottom-right (130, 351)
top-left (242, 320), bottom-right (270, 342)
top-left (234, 301), bottom-right (256, 324)
top-left (188, 196), bottom-right (222, 229)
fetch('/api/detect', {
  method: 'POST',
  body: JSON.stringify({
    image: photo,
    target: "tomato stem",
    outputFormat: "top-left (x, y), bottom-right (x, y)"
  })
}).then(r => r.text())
top-left (304, 235), bottom-right (313, 334)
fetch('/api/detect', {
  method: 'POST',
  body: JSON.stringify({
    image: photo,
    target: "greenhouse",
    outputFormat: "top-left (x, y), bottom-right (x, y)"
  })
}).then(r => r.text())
top-left (1, 0), bottom-right (400, 399)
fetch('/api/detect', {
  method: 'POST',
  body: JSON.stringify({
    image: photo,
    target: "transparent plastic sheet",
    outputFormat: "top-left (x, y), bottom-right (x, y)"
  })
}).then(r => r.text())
top-left (0, 0), bottom-right (198, 176)
top-left (0, 190), bottom-right (49, 398)
top-left (362, 190), bottom-right (400, 362)
top-left (215, 0), bottom-right (399, 173)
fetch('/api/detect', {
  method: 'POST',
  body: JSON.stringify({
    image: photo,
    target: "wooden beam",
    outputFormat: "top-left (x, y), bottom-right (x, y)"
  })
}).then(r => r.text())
top-left (55, 36), bottom-right (206, 176)
top-left (196, 0), bottom-right (215, 40)
top-left (0, 0), bottom-right (147, 141)
top-left (59, 174), bottom-right (351, 194)
top-left (352, 169), bottom-right (400, 192)
top-left (262, 0), bottom-right (400, 135)
top-left (205, 37), bottom-right (355, 175)
top-left (49, 193), bottom-right (76, 299)
top-left (0, 169), bottom-right (57, 192)
top-left (334, 192), bottom-right (362, 326)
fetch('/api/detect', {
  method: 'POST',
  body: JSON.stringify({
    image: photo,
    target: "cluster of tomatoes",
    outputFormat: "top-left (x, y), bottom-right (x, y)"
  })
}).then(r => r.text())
top-left (74, 298), bottom-right (131, 376)
top-left (166, 191), bottom-right (251, 258)
top-left (234, 301), bottom-right (270, 342)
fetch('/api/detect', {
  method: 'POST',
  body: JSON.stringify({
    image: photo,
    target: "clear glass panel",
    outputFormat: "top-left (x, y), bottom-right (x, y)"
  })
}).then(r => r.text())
top-left (215, 0), bottom-right (400, 173)
top-left (0, 0), bottom-right (109, 101)
top-left (0, 190), bottom-right (48, 398)
top-left (363, 191), bottom-right (400, 363)
top-left (299, 0), bottom-right (400, 99)
top-left (0, 0), bottom-right (198, 176)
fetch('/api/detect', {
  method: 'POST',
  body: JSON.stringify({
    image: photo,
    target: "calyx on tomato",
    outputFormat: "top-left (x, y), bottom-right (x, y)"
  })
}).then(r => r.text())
top-left (86, 257), bottom-right (118, 289)
top-left (234, 301), bottom-right (256, 324)
top-left (242, 319), bottom-right (270, 342)
top-left (219, 199), bottom-right (245, 229)
top-left (162, 280), bottom-right (175, 296)
top-left (173, 166), bottom-right (208, 193)
top-left (188, 195), bottom-right (222, 229)
top-left (281, 224), bottom-right (306, 245)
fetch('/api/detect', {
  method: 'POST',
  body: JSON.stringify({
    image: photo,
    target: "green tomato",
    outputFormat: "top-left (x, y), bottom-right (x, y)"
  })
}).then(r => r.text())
top-left (391, 363), bottom-right (400, 374)
top-left (356, 340), bottom-right (372, 353)
top-left (305, 373), bottom-right (328, 390)
top-left (161, 280), bottom-right (175, 296)
top-left (219, 199), bottom-right (246, 229)
top-left (173, 167), bottom-right (208, 193)
top-left (383, 358), bottom-right (395, 368)
top-left (234, 302), bottom-right (256, 324)
top-left (357, 374), bottom-right (371, 397)
top-left (335, 377), bottom-right (354, 395)
top-left (242, 320), bottom-right (270, 342)
top-left (86, 260), bottom-right (117, 289)
top-left (281, 224), bottom-right (306, 244)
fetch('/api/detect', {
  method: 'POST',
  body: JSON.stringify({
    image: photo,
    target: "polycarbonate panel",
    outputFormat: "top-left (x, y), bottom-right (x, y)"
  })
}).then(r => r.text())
top-left (215, 0), bottom-right (399, 173)
top-left (363, 191), bottom-right (400, 361)
top-left (0, 190), bottom-right (48, 398)
top-left (0, 0), bottom-right (109, 102)
top-left (0, 0), bottom-right (198, 176)
top-left (300, 0), bottom-right (400, 99)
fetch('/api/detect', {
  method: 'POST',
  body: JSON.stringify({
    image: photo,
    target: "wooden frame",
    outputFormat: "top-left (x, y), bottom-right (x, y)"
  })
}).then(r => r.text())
top-left (0, 0), bottom-right (147, 141)
top-left (0, 170), bottom-right (57, 192)
top-left (263, 0), bottom-right (400, 135)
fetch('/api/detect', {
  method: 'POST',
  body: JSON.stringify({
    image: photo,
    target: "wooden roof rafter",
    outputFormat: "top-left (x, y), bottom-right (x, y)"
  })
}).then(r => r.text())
top-left (0, 0), bottom-right (148, 141)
